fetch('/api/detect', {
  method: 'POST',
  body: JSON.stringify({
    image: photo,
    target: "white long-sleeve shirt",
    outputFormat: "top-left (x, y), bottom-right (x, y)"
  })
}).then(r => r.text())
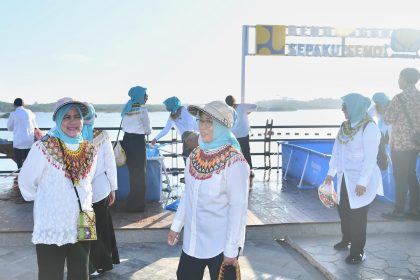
top-left (153, 107), bottom-right (197, 140)
top-left (170, 145), bottom-right (250, 258)
top-left (122, 105), bottom-right (151, 135)
top-left (231, 103), bottom-right (257, 138)
top-left (7, 106), bottom-right (38, 149)
top-left (18, 139), bottom-right (97, 246)
top-left (327, 122), bottom-right (383, 209)
top-left (92, 131), bottom-right (118, 203)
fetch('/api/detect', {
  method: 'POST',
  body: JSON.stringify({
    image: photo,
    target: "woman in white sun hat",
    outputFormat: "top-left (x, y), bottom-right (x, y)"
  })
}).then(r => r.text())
top-left (19, 97), bottom-right (96, 280)
top-left (167, 100), bottom-right (249, 280)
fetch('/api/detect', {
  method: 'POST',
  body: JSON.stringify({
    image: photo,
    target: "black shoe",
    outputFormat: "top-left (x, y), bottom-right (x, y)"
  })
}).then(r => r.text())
top-left (334, 240), bottom-right (350, 250)
top-left (382, 211), bottom-right (405, 220)
top-left (345, 252), bottom-right (366, 264)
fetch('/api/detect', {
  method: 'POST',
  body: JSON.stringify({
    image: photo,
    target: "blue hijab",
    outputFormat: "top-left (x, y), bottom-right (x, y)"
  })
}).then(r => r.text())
top-left (372, 92), bottom-right (389, 108)
top-left (121, 86), bottom-right (147, 117)
top-left (341, 93), bottom-right (371, 126)
top-left (51, 104), bottom-right (84, 144)
top-left (198, 118), bottom-right (241, 151)
top-left (81, 103), bottom-right (96, 143)
top-left (163, 96), bottom-right (182, 114)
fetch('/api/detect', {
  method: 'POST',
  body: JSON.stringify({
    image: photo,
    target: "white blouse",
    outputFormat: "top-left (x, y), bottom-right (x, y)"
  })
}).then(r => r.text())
top-left (122, 106), bottom-right (151, 135)
top-left (92, 131), bottom-right (118, 203)
top-left (18, 140), bottom-right (96, 246)
top-left (154, 107), bottom-right (198, 140)
top-left (231, 103), bottom-right (257, 138)
top-left (328, 122), bottom-right (383, 209)
top-left (170, 145), bottom-right (250, 259)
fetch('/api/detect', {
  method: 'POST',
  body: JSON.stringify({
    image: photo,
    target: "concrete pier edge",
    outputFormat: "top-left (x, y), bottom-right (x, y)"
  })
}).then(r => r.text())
top-left (1, 220), bottom-right (418, 246)
top-left (281, 237), bottom-right (337, 280)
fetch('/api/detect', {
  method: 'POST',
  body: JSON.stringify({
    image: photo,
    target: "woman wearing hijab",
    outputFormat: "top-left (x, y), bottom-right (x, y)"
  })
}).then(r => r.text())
top-left (167, 101), bottom-right (249, 280)
top-left (18, 97), bottom-right (95, 279)
top-left (368, 92), bottom-right (391, 171)
top-left (369, 92), bottom-right (391, 137)
top-left (151, 96), bottom-right (198, 162)
top-left (324, 93), bottom-right (383, 264)
top-left (82, 104), bottom-right (120, 278)
top-left (121, 86), bottom-right (151, 212)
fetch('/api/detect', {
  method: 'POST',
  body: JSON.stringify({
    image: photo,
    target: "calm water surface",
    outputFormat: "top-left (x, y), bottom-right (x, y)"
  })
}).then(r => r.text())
top-left (0, 109), bottom-right (344, 172)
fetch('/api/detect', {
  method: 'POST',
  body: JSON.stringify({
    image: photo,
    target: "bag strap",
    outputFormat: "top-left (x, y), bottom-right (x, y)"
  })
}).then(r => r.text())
top-left (113, 120), bottom-right (123, 149)
top-left (58, 139), bottom-right (83, 213)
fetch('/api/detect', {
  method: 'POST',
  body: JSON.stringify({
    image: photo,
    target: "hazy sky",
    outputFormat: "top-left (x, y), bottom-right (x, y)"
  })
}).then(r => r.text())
top-left (1, 0), bottom-right (420, 105)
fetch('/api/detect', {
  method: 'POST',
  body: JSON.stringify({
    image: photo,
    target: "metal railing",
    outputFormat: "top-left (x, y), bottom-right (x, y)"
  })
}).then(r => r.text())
top-left (0, 124), bottom-right (339, 174)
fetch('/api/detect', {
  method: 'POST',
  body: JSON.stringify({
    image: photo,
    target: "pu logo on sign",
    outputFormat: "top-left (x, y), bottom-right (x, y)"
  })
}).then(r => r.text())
top-left (256, 25), bottom-right (286, 55)
top-left (391, 29), bottom-right (420, 53)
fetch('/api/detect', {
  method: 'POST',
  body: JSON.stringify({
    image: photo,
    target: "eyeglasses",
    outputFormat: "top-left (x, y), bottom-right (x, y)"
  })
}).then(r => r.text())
top-left (197, 118), bottom-right (213, 126)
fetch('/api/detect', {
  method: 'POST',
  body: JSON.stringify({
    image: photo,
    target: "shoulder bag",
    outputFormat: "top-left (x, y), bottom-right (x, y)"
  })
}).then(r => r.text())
top-left (58, 140), bottom-right (97, 241)
top-left (113, 120), bottom-right (127, 167)
top-left (363, 121), bottom-right (388, 170)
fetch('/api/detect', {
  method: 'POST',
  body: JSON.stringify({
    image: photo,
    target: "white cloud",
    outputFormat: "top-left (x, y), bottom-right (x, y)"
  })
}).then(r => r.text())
top-left (53, 53), bottom-right (91, 64)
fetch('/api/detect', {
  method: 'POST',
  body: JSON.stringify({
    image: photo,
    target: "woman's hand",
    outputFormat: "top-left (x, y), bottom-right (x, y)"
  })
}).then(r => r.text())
top-left (167, 230), bottom-right (179, 246)
top-left (223, 255), bottom-right (238, 267)
top-left (324, 175), bottom-right (333, 185)
top-left (355, 185), bottom-right (366, 196)
top-left (34, 128), bottom-right (44, 141)
top-left (151, 139), bottom-right (157, 145)
top-left (108, 191), bottom-right (116, 206)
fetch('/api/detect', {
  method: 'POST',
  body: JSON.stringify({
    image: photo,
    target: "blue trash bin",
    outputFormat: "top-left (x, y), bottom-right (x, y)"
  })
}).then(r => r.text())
top-left (116, 157), bottom-right (163, 202)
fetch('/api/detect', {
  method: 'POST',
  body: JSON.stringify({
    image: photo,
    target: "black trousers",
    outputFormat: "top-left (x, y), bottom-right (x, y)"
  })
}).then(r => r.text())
top-left (177, 251), bottom-right (237, 280)
top-left (122, 133), bottom-right (147, 211)
top-left (337, 178), bottom-right (369, 257)
top-left (391, 149), bottom-right (420, 213)
top-left (181, 131), bottom-right (194, 164)
top-left (36, 242), bottom-right (90, 280)
top-left (237, 135), bottom-right (252, 169)
top-left (13, 148), bottom-right (30, 169)
top-left (90, 197), bottom-right (120, 272)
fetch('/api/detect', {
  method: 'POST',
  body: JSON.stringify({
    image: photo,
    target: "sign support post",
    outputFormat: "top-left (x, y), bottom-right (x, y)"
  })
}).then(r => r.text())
top-left (240, 25), bottom-right (249, 103)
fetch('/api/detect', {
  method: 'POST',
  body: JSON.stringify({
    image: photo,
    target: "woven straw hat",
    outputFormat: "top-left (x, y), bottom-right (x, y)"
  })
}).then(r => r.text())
top-left (52, 97), bottom-right (89, 121)
top-left (188, 101), bottom-right (235, 128)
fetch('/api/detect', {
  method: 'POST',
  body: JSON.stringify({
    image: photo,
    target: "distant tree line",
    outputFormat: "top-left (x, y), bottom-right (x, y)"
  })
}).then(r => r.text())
top-left (0, 98), bottom-right (342, 118)
top-left (0, 101), bottom-right (167, 113)
top-left (0, 102), bottom-right (167, 118)
top-left (255, 98), bottom-right (341, 111)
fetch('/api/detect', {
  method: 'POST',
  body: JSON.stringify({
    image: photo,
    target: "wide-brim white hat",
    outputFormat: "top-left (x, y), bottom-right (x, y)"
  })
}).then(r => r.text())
top-left (52, 97), bottom-right (89, 121)
top-left (188, 100), bottom-right (235, 128)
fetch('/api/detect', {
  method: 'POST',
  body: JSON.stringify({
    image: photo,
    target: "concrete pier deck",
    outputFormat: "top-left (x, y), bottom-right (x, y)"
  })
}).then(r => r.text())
top-left (0, 171), bottom-right (419, 279)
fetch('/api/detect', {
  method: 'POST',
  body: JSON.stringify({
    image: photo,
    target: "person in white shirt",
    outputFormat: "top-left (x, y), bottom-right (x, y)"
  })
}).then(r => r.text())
top-left (7, 98), bottom-right (39, 169)
top-left (18, 97), bottom-right (95, 280)
top-left (168, 101), bottom-right (249, 280)
top-left (324, 93), bottom-right (383, 265)
top-left (225, 95), bottom-right (257, 177)
top-left (151, 96), bottom-right (198, 162)
top-left (82, 104), bottom-right (120, 278)
top-left (121, 86), bottom-right (151, 212)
